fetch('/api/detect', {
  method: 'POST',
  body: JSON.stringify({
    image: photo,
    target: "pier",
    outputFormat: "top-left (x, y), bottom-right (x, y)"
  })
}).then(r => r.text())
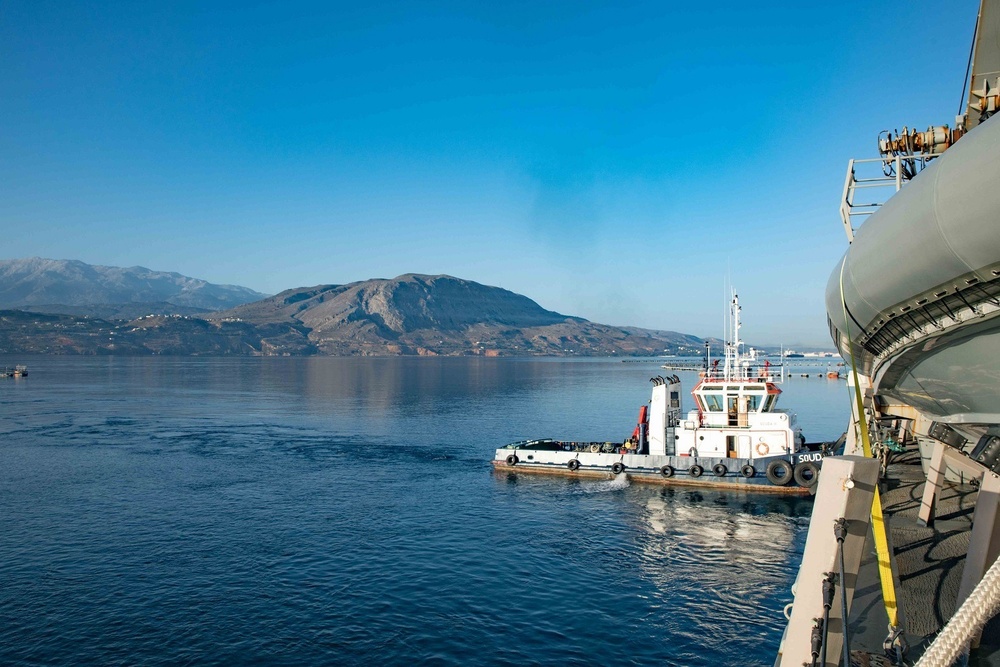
top-left (657, 363), bottom-right (703, 371)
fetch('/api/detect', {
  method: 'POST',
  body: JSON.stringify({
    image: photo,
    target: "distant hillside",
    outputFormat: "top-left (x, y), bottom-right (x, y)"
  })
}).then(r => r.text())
top-left (211, 274), bottom-right (703, 356)
top-left (218, 274), bottom-right (573, 328)
top-left (0, 310), bottom-right (315, 356)
top-left (0, 264), bottom-right (706, 357)
top-left (19, 302), bottom-right (212, 319)
top-left (0, 258), bottom-right (267, 312)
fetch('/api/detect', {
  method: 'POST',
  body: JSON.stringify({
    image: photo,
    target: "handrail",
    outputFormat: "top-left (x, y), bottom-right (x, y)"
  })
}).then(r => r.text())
top-left (699, 365), bottom-right (784, 383)
top-left (839, 154), bottom-right (937, 243)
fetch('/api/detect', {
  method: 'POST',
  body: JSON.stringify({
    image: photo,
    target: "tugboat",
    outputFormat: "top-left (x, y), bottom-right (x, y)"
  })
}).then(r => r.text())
top-left (492, 293), bottom-right (836, 494)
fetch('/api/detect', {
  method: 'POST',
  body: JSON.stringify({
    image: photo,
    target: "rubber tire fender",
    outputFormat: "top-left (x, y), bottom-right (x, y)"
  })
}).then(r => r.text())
top-left (793, 461), bottom-right (820, 488)
top-left (611, 462), bottom-right (625, 475)
top-left (506, 454), bottom-right (518, 466)
top-left (660, 465), bottom-right (675, 478)
top-left (712, 463), bottom-right (728, 478)
top-left (740, 464), bottom-right (756, 478)
top-left (689, 464), bottom-right (704, 478)
top-left (765, 460), bottom-right (793, 486)
top-left (567, 459), bottom-right (580, 471)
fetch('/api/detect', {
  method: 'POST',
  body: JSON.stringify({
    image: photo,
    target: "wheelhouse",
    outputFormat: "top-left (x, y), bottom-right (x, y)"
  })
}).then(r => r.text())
top-left (693, 381), bottom-right (782, 424)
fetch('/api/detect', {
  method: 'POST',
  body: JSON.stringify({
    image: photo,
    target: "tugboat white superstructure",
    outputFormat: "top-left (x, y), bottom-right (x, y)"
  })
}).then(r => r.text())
top-left (492, 293), bottom-right (834, 494)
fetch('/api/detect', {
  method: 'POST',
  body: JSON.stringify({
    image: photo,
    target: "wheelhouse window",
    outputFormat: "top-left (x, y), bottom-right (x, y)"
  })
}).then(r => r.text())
top-left (702, 393), bottom-right (724, 412)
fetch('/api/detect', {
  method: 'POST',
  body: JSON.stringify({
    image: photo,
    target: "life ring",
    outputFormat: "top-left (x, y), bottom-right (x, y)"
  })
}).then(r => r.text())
top-left (567, 459), bottom-right (580, 471)
top-left (765, 460), bottom-right (793, 486)
top-left (689, 464), bottom-right (704, 478)
top-left (660, 465), bottom-right (674, 478)
top-left (741, 464), bottom-right (756, 478)
top-left (590, 443), bottom-right (601, 453)
top-left (794, 461), bottom-right (820, 488)
top-left (611, 462), bottom-right (626, 475)
top-left (755, 442), bottom-right (770, 456)
top-left (506, 454), bottom-right (518, 466)
top-left (712, 463), bottom-right (728, 477)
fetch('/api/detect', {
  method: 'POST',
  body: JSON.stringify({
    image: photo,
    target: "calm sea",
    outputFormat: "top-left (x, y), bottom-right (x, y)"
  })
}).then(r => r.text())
top-left (0, 356), bottom-right (848, 666)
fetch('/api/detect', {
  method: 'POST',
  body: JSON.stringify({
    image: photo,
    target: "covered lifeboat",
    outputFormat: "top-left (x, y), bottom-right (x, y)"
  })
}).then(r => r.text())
top-left (826, 114), bottom-right (1000, 424)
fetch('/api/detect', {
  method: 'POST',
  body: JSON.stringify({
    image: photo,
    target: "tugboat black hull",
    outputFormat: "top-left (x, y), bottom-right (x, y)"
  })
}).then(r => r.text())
top-left (491, 448), bottom-right (830, 495)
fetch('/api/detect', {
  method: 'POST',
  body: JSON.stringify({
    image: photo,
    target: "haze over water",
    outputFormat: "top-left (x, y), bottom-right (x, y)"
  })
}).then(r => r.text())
top-left (0, 356), bottom-right (848, 665)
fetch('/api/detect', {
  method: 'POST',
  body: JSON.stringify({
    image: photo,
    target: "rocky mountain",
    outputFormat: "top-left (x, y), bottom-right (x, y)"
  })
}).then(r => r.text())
top-left (0, 258), bottom-right (267, 312)
top-left (210, 274), bottom-right (702, 356)
top-left (0, 263), bottom-right (706, 357)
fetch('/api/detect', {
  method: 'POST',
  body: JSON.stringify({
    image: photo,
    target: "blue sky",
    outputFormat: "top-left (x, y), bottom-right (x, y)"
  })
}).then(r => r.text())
top-left (0, 0), bottom-right (980, 346)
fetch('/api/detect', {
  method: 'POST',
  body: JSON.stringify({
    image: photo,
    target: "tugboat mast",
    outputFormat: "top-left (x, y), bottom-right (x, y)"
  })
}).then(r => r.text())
top-left (723, 293), bottom-right (741, 380)
top-left (723, 292), bottom-right (759, 382)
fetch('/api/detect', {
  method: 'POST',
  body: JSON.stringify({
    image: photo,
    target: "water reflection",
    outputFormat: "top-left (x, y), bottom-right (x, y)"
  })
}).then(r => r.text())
top-left (490, 469), bottom-right (810, 662)
top-left (6, 355), bottom-right (848, 443)
top-left (633, 488), bottom-right (808, 652)
top-left (298, 357), bottom-right (551, 409)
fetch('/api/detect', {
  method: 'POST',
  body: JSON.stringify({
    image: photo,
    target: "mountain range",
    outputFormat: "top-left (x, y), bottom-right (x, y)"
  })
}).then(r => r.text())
top-left (0, 258), bottom-right (267, 313)
top-left (0, 258), bottom-right (705, 356)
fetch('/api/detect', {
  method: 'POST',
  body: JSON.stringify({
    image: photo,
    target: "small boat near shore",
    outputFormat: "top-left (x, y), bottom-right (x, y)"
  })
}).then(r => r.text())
top-left (0, 365), bottom-right (28, 378)
top-left (492, 294), bottom-right (838, 494)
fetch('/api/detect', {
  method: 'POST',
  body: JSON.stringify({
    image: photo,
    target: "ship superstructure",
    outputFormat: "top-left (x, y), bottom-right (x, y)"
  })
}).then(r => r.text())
top-left (778, 3), bottom-right (1000, 664)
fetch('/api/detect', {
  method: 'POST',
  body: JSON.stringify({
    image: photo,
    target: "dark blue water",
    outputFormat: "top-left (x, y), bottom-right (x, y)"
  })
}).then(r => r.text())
top-left (0, 356), bottom-right (848, 665)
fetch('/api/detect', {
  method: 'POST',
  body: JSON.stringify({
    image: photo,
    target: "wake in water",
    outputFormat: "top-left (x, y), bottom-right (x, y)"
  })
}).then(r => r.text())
top-left (577, 472), bottom-right (630, 493)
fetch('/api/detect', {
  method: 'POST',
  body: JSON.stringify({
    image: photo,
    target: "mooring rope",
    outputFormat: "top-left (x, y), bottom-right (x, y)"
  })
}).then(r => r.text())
top-left (914, 554), bottom-right (1000, 666)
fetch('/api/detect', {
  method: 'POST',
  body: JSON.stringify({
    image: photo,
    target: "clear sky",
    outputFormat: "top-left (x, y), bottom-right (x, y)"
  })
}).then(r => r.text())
top-left (0, 0), bottom-right (980, 346)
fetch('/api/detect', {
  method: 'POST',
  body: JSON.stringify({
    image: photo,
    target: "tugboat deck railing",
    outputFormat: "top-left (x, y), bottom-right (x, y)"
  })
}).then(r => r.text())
top-left (699, 365), bottom-right (784, 383)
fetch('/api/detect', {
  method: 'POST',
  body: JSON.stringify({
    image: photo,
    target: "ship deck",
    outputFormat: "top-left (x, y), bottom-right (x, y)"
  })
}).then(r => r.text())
top-left (848, 448), bottom-right (1000, 664)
